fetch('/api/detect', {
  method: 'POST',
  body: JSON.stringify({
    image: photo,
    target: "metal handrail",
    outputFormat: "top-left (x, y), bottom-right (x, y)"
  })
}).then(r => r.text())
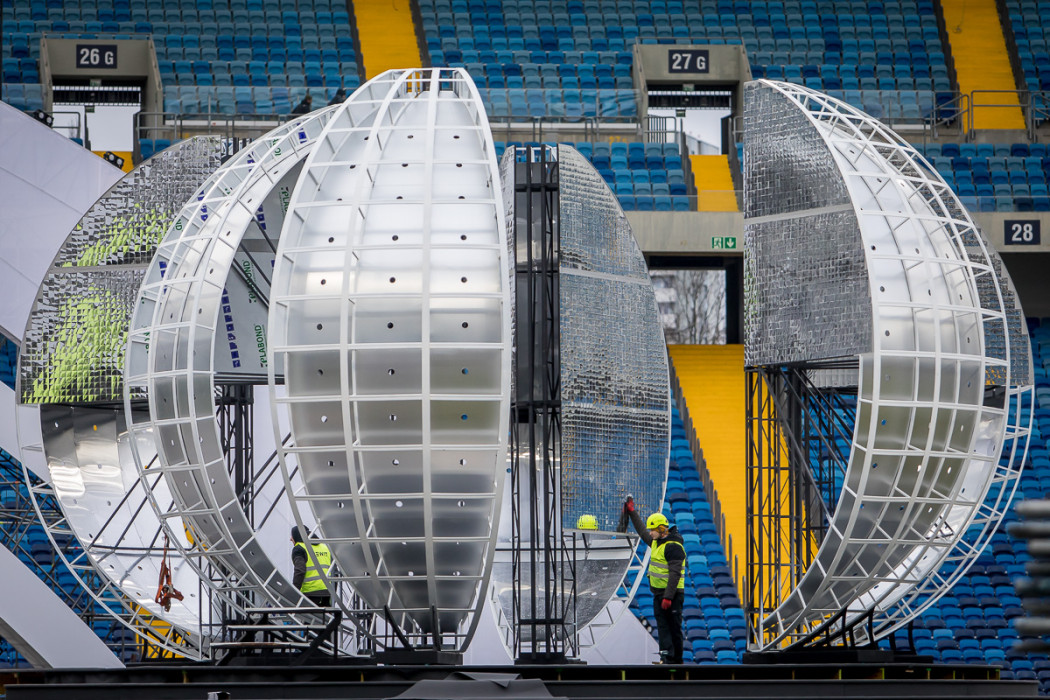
top-left (1026, 90), bottom-right (1050, 141)
top-left (925, 91), bottom-right (971, 141)
top-left (969, 88), bottom-right (1029, 137)
top-left (50, 110), bottom-right (86, 147)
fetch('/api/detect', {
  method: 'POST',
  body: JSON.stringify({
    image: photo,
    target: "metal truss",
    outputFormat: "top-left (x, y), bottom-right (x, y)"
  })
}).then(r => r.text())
top-left (490, 143), bottom-right (661, 660)
top-left (507, 145), bottom-right (574, 661)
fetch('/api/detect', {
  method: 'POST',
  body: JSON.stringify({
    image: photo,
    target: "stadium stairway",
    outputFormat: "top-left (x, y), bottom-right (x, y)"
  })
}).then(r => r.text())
top-left (629, 403), bottom-right (748, 663)
top-left (939, 0), bottom-right (1025, 130)
top-left (668, 345), bottom-right (746, 594)
top-left (689, 155), bottom-right (738, 212)
top-left (353, 0), bottom-right (422, 79)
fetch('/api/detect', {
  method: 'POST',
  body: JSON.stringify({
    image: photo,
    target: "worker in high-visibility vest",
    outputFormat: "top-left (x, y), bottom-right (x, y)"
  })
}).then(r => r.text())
top-left (291, 526), bottom-right (332, 606)
top-left (623, 497), bottom-right (685, 664)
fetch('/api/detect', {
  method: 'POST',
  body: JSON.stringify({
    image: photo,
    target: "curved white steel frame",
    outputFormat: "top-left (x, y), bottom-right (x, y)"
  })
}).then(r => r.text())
top-left (21, 407), bottom-right (205, 657)
top-left (124, 109), bottom-right (340, 620)
top-left (753, 81), bottom-right (1032, 648)
top-left (15, 138), bottom-right (226, 659)
top-left (269, 68), bottom-right (511, 651)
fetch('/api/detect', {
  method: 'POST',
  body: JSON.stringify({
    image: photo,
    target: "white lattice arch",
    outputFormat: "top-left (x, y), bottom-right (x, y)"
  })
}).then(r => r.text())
top-left (751, 80), bottom-right (1033, 649)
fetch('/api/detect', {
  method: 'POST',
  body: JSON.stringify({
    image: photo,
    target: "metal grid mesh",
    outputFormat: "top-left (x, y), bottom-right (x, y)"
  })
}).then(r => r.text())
top-left (745, 211), bottom-right (871, 367)
top-left (20, 137), bottom-right (222, 404)
top-left (557, 147), bottom-right (669, 533)
top-left (743, 82), bottom-right (872, 368)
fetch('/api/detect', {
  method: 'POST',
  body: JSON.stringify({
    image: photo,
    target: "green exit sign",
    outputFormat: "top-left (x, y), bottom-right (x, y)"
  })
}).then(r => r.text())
top-left (711, 236), bottom-right (737, 249)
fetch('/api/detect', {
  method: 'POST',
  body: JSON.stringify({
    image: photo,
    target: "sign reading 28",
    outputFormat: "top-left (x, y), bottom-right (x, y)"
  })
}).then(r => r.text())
top-left (1004, 219), bottom-right (1041, 245)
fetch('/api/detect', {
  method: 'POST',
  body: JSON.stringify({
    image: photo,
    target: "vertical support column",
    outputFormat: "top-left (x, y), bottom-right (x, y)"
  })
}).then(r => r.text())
top-left (725, 257), bottom-right (743, 345)
top-left (746, 367), bottom-right (799, 650)
top-left (510, 147), bottom-right (572, 663)
top-left (218, 384), bottom-right (255, 527)
top-left (746, 367), bottom-right (781, 650)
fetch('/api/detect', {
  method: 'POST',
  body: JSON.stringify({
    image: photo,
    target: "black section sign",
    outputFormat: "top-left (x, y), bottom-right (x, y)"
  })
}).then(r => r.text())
top-left (1004, 219), bottom-right (1041, 245)
top-left (668, 49), bottom-right (709, 74)
top-left (75, 44), bottom-right (117, 69)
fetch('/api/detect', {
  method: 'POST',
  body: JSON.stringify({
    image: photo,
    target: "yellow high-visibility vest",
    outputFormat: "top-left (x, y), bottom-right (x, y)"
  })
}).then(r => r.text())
top-left (648, 538), bottom-right (685, 590)
top-left (295, 541), bottom-right (332, 594)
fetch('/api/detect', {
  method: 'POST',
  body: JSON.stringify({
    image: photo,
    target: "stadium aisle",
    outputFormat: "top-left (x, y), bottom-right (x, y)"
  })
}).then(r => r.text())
top-left (940, 0), bottom-right (1025, 129)
top-left (354, 0), bottom-right (422, 78)
top-left (689, 155), bottom-right (738, 212)
top-left (668, 345), bottom-right (746, 592)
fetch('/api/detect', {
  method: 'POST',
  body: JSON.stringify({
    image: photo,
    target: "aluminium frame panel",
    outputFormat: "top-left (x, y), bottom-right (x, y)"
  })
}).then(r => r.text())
top-left (745, 81), bottom-right (1031, 649)
top-left (269, 69), bottom-right (511, 651)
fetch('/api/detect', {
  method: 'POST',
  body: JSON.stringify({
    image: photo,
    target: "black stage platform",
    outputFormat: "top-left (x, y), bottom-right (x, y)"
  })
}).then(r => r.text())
top-left (0, 662), bottom-right (1037, 700)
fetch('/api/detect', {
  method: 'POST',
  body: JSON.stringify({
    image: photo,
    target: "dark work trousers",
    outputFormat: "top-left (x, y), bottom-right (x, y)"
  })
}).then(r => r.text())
top-left (306, 593), bottom-right (331, 607)
top-left (651, 588), bottom-right (684, 663)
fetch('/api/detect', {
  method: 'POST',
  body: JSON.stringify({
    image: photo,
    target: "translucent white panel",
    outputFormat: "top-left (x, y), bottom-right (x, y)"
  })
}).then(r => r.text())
top-left (269, 69), bottom-right (511, 651)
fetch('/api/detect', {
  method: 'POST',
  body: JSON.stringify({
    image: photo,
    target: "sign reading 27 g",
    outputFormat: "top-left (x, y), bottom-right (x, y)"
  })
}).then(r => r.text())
top-left (76, 44), bottom-right (117, 69)
top-left (668, 49), bottom-right (709, 74)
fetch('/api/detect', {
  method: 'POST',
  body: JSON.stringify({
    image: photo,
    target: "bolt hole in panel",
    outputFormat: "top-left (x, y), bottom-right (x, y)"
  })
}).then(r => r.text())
top-left (269, 69), bottom-right (511, 649)
top-left (17, 137), bottom-right (225, 657)
top-left (744, 81), bottom-right (1031, 648)
top-left (124, 108), bottom-right (344, 622)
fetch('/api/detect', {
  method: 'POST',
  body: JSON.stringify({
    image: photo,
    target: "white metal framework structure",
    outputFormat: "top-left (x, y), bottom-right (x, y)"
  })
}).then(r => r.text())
top-left (124, 109), bottom-right (339, 624)
top-left (745, 81), bottom-right (1032, 649)
top-left (269, 68), bottom-right (511, 652)
top-left (16, 138), bottom-right (225, 659)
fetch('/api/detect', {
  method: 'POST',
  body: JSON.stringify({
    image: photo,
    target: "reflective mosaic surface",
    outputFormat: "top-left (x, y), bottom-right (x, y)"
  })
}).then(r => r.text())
top-left (20, 137), bottom-right (222, 404)
top-left (558, 146), bottom-right (669, 533)
top-left (743, 83), bottom-right (872, 367)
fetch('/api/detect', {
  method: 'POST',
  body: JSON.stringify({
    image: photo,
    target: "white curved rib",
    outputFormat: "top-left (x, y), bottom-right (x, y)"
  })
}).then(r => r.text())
top-left (269, 69), bottom-right (511, 651)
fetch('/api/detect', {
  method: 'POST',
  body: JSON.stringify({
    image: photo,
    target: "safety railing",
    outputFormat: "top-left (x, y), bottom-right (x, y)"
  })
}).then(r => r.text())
top-left (609, 190), bottom-right (743, 215)
top-left (1027, 90), bottom-right (1050, 141)
top-left (50, 109), bottom-right (86, 147)
top-left (923, 91), bottom-right (972, 141)
top-left (615, 192), bottom-right (1050, 216)
top-left (926, 89), bottom-right (1050, 141)
top-left (956, 194), bottom-right (1050, 214)
top-left (969, 89), bottom-right (1028, 133)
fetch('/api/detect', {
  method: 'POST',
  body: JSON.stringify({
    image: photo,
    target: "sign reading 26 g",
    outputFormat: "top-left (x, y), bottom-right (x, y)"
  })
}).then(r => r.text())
top-left (76, 44), bottom-right (117, 69)
top-left (668, 49), bottom-right (709, 74)
top-left (1004, 219), bottom-right (1041, 245)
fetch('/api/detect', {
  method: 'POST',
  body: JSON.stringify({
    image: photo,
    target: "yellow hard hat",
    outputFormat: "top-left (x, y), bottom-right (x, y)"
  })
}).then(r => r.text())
top-left (576, 514), bottom-right (597, 530)
top-left (646, 513), bottom-right (669, 530)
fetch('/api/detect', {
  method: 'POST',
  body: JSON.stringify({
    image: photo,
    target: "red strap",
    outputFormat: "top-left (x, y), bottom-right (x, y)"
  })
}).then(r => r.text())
top-left (154, 535), bottom-right (184, 611)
